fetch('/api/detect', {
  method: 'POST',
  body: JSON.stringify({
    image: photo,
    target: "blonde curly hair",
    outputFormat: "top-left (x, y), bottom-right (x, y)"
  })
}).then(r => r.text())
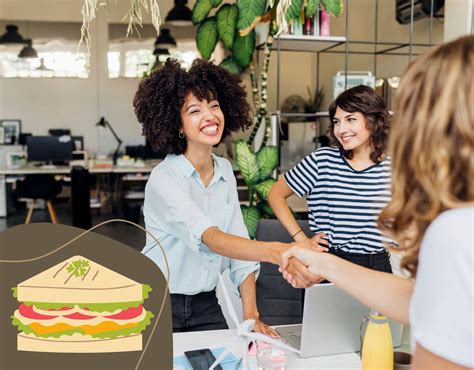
top-left (378, 35), bottom-right (474, 277)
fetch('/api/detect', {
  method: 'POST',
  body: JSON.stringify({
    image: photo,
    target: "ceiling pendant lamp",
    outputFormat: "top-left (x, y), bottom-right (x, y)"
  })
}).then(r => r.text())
top-left (18, 39), bottom-right (38, 59)
top-left (154, 28), bottom-right (177, 49)
top-left (0, 24), bottom-right (25, 44)
top-left (165, 0), bottom-right (193, 26)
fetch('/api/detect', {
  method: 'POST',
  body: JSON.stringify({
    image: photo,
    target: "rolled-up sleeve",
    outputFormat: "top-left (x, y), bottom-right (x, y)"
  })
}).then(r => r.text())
top-left (147, 170), bottom-right (217, 253)
top-left (225, 174), bottom-right (260, 296)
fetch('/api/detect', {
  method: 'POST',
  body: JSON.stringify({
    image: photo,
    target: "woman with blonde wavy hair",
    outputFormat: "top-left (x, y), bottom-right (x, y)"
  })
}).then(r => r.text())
top-left (280, 35), bottom-right (474, 369)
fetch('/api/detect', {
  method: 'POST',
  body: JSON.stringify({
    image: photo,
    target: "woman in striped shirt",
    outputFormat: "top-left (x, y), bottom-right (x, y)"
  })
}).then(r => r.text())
top-left (268, 85), bottom-right (392, 281)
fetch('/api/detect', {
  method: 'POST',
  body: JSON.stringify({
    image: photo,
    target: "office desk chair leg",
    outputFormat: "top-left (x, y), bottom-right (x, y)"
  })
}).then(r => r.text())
top-left (25, 205), bottom-right (34, 224)
top-left (46, 201), bottom-right (58, 224)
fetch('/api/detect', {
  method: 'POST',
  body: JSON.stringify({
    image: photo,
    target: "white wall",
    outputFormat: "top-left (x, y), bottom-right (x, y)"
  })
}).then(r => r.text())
top-left (0, 0), bottom-right (174, 156)
top-left (0, 0), bottom-right (447, 156)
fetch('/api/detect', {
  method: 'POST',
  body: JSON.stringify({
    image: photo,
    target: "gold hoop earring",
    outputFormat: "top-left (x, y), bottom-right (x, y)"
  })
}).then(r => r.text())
top-left (178, 132), bottom-right (185, 139)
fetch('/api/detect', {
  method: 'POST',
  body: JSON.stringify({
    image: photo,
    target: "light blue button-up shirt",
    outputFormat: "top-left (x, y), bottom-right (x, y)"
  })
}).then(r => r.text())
top-left (142, 153), bottom-right (260, 296)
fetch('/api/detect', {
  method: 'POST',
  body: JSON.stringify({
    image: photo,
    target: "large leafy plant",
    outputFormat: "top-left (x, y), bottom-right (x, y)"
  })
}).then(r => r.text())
top-left (236, 140), bottom-right (279, 239)
top-left (192, 0), bottom-right (343, 73)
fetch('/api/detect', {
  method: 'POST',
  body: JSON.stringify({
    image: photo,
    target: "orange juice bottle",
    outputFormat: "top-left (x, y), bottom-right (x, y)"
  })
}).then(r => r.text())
top-left (361, 310), bottom-right (393, 370)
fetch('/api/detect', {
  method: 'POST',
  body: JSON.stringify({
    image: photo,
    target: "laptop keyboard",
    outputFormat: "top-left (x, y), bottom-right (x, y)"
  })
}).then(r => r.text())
top-left (287, 331), bottom-right (302, 348)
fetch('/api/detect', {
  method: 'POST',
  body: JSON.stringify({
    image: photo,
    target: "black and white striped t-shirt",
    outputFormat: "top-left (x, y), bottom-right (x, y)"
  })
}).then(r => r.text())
top-left (284, 146), bottom-right (392, 254)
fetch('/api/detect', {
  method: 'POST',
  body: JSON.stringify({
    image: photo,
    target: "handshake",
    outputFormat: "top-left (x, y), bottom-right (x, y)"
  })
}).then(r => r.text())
top-left (277, 233), bottom-right (331, 289)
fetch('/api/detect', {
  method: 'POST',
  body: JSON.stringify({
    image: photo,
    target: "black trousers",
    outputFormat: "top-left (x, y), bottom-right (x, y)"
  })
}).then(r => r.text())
top-left (171, 289), bottom-right (229, 333)
top-left (328, 248), bottom-right (392, 273)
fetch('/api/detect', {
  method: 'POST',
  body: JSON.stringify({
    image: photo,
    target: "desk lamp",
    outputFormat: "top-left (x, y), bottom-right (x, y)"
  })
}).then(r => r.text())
top-left (95, 117), bottom-right (122, 164)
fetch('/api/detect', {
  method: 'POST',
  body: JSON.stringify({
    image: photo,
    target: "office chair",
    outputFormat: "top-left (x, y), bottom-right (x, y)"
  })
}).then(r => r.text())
top-left (255, 219), bottom-right (312, 325)
top-left (17, 175), bottom-right (62, 224)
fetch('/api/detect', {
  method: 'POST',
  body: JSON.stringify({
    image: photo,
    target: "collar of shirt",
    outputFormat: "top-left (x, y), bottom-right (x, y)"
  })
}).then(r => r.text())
top-left (168, 153), bottom-right (227, 185)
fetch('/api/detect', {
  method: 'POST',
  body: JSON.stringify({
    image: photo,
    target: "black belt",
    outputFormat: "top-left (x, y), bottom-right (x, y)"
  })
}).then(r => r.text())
top-left (329, 248), bottom-right (390, 264)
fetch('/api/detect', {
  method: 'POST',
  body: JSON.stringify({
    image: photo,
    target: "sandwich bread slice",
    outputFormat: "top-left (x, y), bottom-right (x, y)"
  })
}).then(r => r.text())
top-left (11, 255), bottom-right (154, 353)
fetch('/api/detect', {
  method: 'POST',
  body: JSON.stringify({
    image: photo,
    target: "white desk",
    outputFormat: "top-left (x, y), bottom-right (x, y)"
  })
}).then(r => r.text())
top-left (173, 328), bottom-right (361, 369)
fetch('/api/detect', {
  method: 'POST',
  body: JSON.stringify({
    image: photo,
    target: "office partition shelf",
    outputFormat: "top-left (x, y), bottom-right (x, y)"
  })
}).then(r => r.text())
top-left (258, 35), bottom-right (346, 52)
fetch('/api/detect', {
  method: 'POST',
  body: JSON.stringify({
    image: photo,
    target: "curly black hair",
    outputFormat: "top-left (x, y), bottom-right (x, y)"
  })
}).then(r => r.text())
top-left (133, 58), bottom-right (252, 155)
top-left (328, 85), bottom-right (390, 164)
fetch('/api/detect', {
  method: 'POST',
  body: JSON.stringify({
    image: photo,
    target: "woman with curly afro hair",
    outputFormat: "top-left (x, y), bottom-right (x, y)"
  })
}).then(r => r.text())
top-left (134, 58), bottom-right (316, 334)
top-left (269, 85), bottom-right (394, 285)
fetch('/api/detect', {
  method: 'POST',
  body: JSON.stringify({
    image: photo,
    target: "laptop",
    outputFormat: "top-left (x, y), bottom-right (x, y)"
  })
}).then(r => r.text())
top-left (276, 284), bottom-right (404, 358)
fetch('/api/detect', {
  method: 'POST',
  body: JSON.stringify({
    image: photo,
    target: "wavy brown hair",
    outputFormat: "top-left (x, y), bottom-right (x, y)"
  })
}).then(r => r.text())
top-left (328, 85), bottom-right (390, 163)
top-left (378, 35), bottom-right (474, 277)
top-left (133, 58), bottom-right (252, 155)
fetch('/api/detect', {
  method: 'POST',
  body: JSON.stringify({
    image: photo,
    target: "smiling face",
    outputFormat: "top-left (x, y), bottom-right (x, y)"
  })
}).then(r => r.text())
top-left (332, 107), bottom-right (371, 155)
top-left (180, 92), bottom-right (225, 152)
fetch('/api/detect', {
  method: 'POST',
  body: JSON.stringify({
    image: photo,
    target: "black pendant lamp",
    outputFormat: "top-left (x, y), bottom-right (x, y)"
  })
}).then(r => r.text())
top-left (18, 39), bottom-right (38, 58)
top-left (154, 28), bottom-right (176, 49)
top-left (153, 47), bottom-right (170, 56)
top-left (0, 24), bottom-right (25, 44)
top-left (165, 0), bottom-right (193, 26)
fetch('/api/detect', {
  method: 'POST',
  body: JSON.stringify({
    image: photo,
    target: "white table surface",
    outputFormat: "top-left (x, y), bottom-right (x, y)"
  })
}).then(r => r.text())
top-left (173, 328), bottom-right (361, 369)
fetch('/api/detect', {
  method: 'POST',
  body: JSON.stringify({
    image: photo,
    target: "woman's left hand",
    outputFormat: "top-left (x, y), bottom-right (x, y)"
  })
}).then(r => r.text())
top-left (248, 316), bottom-right (279, 337)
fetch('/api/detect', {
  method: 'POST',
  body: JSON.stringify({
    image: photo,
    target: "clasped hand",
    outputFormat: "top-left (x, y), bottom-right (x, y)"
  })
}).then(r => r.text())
top-left (278, 233), bottom-right (329, 288)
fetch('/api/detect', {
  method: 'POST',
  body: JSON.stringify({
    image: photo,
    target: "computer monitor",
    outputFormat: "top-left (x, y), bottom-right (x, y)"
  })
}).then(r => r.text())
top-left (26, 136), bottom-right (73, 164)
top-left (49, 129), bottom-right (71, 137)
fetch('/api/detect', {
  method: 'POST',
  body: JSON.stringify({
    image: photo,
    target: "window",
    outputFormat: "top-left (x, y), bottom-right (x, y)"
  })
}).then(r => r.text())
top-left (108, 38), bottom-right (198, 78)
top-left (0, 42), bottom-right (90, 78)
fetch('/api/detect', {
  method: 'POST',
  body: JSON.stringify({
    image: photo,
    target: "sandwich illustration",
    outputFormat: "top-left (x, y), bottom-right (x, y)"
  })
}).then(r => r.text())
top-left (11, 255), bottom-right (154, 353)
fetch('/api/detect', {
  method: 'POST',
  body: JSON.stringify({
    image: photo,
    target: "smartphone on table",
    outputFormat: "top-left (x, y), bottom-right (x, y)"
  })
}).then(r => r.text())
top-left (184, 348), bottom-right (223, 370)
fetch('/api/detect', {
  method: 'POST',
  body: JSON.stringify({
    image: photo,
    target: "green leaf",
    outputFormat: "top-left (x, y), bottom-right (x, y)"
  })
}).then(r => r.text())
top-left (256, 146), bottom-right (278, 180)
top-left (210, 0), bottom-right (222, 7)
top-left (192, 0), bottom-right (213, 24)
top-left (216, 4), bottom-right (238, 49)
top-left (66, 259), bottom-right (90, 278)
top-left (305, 0), bottom-right (319, 17)
top-left (240, 205), bottom-right (260, 239)
top-left (235, 139), bottom-right (259, 185)
top-left (255, 178), bottom-right (277, 200)
top-left (220, 57), bottom-right (242, 75)
top-left (196, 18), bottom-right (219, 59)
top-left (286, 0), bottom-right (304, 21)
top-left (257, 200), bottom-right (275, 218)
top-left (233, 30), bottom-right (255, 69)
top-left (321, 0), bottom-right (343, 17)
top-left (237, 0), bottom-right (267, 30)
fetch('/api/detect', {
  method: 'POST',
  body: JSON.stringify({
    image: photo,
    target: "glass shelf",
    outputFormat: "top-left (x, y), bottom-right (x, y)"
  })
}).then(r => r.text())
top-left (257, 35), bottom-right (346, 52)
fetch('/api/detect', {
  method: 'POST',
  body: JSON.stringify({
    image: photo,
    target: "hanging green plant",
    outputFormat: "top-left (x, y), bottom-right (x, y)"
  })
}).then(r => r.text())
top-left (305, 0), bottom-right (320, 17)
top-left (285, 0), bottom-right (304, 21)
top-left (219, 57), bottom-right (242, 75)
top-left (237, 0), bottom-right (267, 31)
top-left (196, 18), bottom-right (219, 59)
top-left (216, 4), bottom-right (239, 49)
top-left (232, 31), bottom-right (256, 69)
top-left (192, 0), bottom-right (215, 24)
top-left (321, 0), bottom-right (343, 17)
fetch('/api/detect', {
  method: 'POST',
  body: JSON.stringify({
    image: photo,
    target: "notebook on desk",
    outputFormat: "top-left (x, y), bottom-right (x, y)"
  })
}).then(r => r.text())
top-left (276, 284), bottom-right (403, 358)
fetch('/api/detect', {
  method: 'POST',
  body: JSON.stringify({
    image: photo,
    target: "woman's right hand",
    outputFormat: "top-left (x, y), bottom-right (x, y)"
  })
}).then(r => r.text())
top-left (280, 246), bottom-right (327, 288)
